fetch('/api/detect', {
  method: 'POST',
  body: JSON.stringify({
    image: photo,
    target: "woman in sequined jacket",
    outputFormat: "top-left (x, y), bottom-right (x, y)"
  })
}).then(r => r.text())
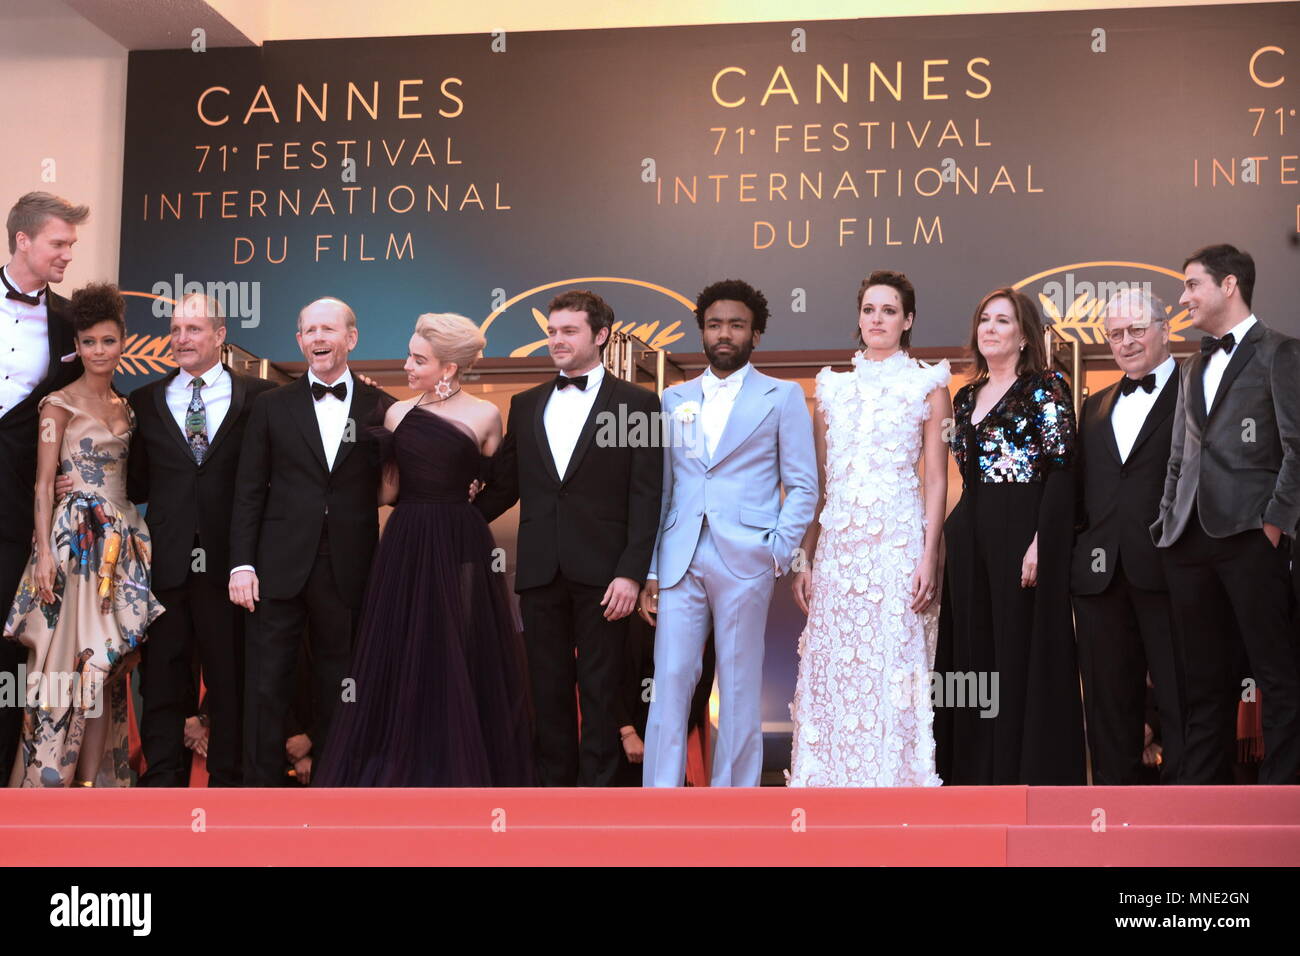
top-left (933, 287), bottom-right (1086, 785)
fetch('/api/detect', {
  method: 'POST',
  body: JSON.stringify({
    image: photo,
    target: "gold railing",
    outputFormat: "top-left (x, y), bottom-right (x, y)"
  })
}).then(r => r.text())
top-left (603, 330), bottom-right (684, 396)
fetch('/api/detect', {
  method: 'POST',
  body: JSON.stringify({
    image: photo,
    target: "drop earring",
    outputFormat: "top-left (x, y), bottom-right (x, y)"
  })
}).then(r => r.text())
top-left (434, 375), bottom-right (454, 399)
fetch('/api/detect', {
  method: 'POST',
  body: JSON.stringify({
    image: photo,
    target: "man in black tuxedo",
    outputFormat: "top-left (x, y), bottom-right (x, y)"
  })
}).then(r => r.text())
top-left (123, 292), bottom-right (276, 786)
top-left (0, 192), bottom-right (88, 777)
top-left (1151, 244), bottom-right (1300, 784)
top-left (476, 290), bottom-right (662, 786)
top-left (1072, 289), bottom-right (1184, 784)
top-left (229, 297), bottom-right (391, 786)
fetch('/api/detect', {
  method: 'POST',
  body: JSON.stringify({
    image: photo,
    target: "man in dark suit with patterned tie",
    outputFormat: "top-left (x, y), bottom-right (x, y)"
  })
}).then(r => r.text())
top-left (0, 192), bottom-right (88, 778)
top-left (122, 292), bottom-right (276, 786)
top-left (1072, 289), bottom-right (1184, 783)
top-left (1151, 244), bottom-right (1300, 784)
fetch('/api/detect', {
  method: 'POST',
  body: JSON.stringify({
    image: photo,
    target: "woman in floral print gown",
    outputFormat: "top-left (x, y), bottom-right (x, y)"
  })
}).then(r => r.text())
top-left (4, 283), bottom-right (162, 787)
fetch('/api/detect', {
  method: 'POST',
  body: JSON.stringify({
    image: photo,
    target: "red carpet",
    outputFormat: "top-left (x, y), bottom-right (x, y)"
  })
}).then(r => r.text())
top-left (1, 787), bottom-right (1295, 866)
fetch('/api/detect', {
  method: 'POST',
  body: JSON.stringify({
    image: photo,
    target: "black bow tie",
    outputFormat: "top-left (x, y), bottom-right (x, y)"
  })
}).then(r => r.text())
top-left (1, 270), bottom-right (44, 306)
top-left (1119, 373), bottom-right (1157, 396)
top-left (555, 374), bottom-right (588, 391)
top-left (1200, 332), bottom-right (1236, 356)
top-left (311, 380), bottom-right (347, 402)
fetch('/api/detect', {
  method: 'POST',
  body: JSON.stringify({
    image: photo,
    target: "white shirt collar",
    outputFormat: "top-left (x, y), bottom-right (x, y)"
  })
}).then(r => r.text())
top-left (307, 367), bottom-right (353, 395)
top-left (704, 362), bottom-right (751, 389)
top-left (180, 361), bottom-right (224, 389)
top-left (1122, 354), bottom-right (1176, 391)
top-left (2, 264), bottom-right (45, 298)
top-left (559, 362), bottom-right (604, 391)
top-left (1224, 313), bottom-right (1257, 344)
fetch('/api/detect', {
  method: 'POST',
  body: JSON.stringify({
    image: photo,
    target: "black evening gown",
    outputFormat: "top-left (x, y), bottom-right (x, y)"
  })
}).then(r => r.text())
top-left (934, 370), bottom-right (1087, 785)
top-left (315, 406), bottom-right (535, 787)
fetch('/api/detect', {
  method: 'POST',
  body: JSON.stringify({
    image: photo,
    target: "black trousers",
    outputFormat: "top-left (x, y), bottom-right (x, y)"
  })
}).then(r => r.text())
top-left (0, 539), bottom-right (30, 782)
top-left (519, 572), bottom-right (625, 787)
top-left (1162, 515), bottom-right (1300, 784)
top-left (243, 548), bottom-right (355, 787)
top-left (1073, 560), bottom-right (1185, 785)
top-left (139, 569), bottom-right (244, 787)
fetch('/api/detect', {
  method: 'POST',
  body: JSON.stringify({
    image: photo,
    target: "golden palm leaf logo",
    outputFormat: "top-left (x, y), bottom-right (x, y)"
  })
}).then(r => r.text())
top-left (1015, 261), bottom-right (1195, 344)
top-left (479, 277), bottom-right (695, 358)
top-left (507, 308), bottom-right (687, 358)
top-left (117, 334), bottom-right (177, 376)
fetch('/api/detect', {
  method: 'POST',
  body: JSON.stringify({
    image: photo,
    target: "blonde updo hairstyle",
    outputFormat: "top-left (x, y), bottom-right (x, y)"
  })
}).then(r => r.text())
top-left (414, 312), bottom-right (486, 377)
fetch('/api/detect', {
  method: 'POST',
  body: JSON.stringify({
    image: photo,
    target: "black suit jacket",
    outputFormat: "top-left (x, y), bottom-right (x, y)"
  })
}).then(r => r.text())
top-left (0, 289), bottom-right (80, 544)
top-left (476, 374), bottom-right (663, 592)
top-left (1071, 370), bottom-right (1180, 594)
top-left (229, 374), bottom-right (392, 608)
top-left (1152, 320), bottom-right (1300, 546)
top-left (127, 366), bottom-right (277, 591)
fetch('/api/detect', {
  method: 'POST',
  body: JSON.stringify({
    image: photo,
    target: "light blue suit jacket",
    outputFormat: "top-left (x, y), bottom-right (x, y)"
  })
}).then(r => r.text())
top-left (649, 367), bottom-right (817, 589)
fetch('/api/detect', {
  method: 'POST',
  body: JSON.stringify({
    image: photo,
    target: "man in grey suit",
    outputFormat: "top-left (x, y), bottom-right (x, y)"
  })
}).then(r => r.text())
top-left (1150, 243), bottom-right (1300, 784)
top-left (640, 279), bottom-right (817, 787)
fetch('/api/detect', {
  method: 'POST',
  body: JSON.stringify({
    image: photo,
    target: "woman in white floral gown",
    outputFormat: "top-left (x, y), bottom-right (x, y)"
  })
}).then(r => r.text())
top-left (787, 271), bottom-right (952, 787)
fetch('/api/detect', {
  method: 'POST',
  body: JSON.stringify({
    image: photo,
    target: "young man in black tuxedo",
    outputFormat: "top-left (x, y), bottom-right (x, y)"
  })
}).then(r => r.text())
top-left (229, 297), bottom-right (392, 787)
top-left (1072, 289), bottom-right (1184, 784)
top-left (122, 293), bottom-right (276, 786)
top-left (0, 192), bottom-right (87, 777)
top-left (1151, 244), bottom-right (1300, 784)
top-left (476, 290), bottom-right (663, 786)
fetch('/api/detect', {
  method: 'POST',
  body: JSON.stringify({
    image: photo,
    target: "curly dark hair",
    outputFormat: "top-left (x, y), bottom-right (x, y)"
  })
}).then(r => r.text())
top-left (69, 282), bottom-right (126, 336)
top-left (694, 279), bottom-right (769, 333)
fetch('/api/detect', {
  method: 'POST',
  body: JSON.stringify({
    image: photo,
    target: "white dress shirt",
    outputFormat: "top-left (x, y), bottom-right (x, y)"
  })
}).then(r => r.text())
top-left (166, 361), bottom-right (230, 439)
top-left (308, 368), bottom-right (354, 471)
top-left (1203, 313), bottom-right (1257, 414)
top-left (700, 362), bottom-right (751, 458)
top-left (543, 363), bottom-right (604, 478)
top-left (1111, 355), bottom-right (1176, 462)
top-left (0, 265), bottom-right (51, 420)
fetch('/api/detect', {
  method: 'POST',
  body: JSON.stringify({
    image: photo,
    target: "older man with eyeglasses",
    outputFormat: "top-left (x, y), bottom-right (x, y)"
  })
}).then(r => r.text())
top-left (1070, 288), bottom-right (1185, 783)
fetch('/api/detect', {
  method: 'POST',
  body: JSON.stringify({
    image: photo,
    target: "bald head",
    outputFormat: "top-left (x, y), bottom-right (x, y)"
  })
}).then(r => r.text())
top-left (296, 297), bottom-right (358, 385)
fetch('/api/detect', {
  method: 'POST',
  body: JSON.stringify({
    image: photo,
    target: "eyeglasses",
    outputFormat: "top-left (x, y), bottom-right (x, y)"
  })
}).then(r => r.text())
top-left (1104, 323), bottom-right (1160, 346)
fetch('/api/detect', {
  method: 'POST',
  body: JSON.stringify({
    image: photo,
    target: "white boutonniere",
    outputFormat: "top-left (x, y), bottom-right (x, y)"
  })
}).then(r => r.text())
top-left (674, 400), bottom-right (700, 424)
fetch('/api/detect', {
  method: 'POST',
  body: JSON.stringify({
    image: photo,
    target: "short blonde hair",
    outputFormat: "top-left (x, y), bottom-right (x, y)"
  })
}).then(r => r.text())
top-left (7, 191), bottom-right (89, 254)
top-left (414, 312), bottom-right (485, 372)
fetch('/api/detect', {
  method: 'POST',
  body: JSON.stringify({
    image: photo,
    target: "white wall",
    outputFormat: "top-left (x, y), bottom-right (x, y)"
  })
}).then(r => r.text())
top-left (0, 0), bottom-right (126, 288)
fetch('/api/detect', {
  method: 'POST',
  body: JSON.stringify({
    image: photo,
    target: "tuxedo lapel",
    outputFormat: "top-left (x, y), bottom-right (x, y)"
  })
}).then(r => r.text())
top-left (1128, 372), bottom-right (1179, 460)
top-left (288, 375), bottom-right (330, 473)
top-left (1207, 323), bottom-right (1262, 421)
top-left (676, 376), bottom-right (709, 466)
top-left (1098, 382), bottom-right (1122, 464)
top-left (152, 369), bottom-right (193, 460)
top-left (1187, 354), bottom-right (1209, 428)
top-left (205, 365), bottom-right (245, 458)
top-left (532, 384), bottom-right (562, 485)
top-left (330, 380), bottom-right (363, 474)
top-left (561, 375), bottom-right (615, 484)
top-left (706, 370), bottom-right (774, 470)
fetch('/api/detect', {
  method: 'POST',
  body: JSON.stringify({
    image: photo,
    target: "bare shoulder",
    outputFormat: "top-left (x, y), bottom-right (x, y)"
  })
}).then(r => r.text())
top-left (385, 396), bottom-right (419, 430)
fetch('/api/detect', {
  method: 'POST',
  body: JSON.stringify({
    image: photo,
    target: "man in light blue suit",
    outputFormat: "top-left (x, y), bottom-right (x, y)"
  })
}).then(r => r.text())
top-left (640, 280), bottom-right (817, 787)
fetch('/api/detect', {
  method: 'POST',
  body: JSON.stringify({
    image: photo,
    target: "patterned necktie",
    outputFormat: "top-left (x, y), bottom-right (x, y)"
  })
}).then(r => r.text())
top-left (185, 377), bottom-right (209, 464)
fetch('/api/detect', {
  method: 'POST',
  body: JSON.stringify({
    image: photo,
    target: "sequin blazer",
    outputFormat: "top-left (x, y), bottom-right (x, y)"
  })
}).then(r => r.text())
top-left (951, 369), bottom-right (1076, 484)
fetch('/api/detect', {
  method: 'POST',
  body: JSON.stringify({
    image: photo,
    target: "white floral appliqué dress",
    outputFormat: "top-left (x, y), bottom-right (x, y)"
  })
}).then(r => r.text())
top-left (787, 351), bottom-right (950, 787)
